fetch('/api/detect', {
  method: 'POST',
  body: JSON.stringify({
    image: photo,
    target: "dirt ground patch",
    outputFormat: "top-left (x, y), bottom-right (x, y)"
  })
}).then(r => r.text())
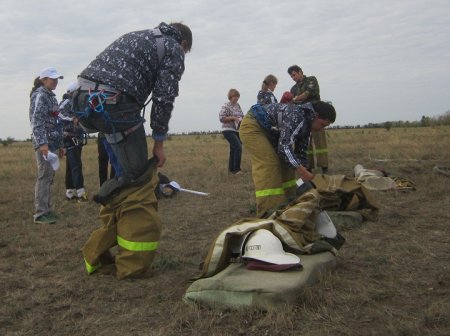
top-left (0, 127), bottom-right (449, 335)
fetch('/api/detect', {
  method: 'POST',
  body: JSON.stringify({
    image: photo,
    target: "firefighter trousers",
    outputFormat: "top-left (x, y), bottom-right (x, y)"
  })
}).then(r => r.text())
top-left (82, 161), bottom-right (161, 280)
top-left (239, 114), bottom-right (297, 217)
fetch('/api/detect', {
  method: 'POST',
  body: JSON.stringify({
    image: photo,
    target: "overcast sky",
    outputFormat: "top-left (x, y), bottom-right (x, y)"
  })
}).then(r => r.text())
top-left (1, 0), bottom-right (449, 140)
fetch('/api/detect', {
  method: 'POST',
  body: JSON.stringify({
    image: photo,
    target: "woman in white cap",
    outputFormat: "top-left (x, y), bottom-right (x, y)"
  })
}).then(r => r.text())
top-left (29, 67), bottom-right (64, 224)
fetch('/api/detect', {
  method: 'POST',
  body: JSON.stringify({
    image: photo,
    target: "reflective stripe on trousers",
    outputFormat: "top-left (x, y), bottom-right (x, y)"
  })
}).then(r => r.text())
top-left (306, 148), bottom-right (328, 155)
top-left (308, 129), bottom-right (328, 168)
top-left (84, 236), bottom-right (159, 274)
top-left (117, 235), bottom-right (159, 252)
top-left (255, 179), bottom-right (297, 197)
top-left (84, 258), bottom-right (100, 274)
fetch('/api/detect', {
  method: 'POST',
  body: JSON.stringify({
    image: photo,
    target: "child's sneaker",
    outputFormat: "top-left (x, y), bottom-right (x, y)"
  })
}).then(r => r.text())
top-left (34, 214), bottom-right (56, 224)
top-left (77, 189), bottom-right (89, 202)
top-left (47, 212), bottom-right (58, 220)
top-left (66, 189), bottom-right (76, 200)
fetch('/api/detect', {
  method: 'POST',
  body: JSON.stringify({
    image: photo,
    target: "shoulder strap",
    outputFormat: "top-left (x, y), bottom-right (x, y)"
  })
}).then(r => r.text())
top-left (277, 110), bottom-right (283, 127)
top-left (141, 29), bottom-right (166, 109)
top-left (151, 28), bottom-right (165, 63)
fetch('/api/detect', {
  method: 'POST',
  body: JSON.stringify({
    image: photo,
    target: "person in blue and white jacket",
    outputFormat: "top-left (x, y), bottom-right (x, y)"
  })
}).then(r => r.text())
top-left (240, 91), bottom-right (336, 217)
top-left (256, 74), bottom-right (278, 105)
top-left (29, 67), bottom-right (64, 224)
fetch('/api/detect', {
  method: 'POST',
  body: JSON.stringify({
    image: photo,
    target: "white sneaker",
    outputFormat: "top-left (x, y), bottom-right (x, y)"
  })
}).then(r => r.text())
top-left (77, 188), bottom-right (88, 202)
top-left (66, 189), bottom-right (76, 200)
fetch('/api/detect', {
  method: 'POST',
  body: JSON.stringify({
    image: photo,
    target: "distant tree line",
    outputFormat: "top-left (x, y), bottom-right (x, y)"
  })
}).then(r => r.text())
top-left (329, 110), bottom-right (450, 130)
top-left (2, 110), bottom-right (449, 143)
top-left (0, 137), bottom-right (15, 146)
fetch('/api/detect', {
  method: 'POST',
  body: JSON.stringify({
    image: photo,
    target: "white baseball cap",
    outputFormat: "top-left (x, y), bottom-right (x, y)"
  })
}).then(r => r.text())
top-left (39, 67), bottom-right (64, 80)
top-left (66, 82), bottom-right (78, 93)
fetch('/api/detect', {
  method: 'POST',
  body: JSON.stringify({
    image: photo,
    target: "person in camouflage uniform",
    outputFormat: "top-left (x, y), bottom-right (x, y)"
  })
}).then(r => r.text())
top-left (77, 22), bottom-right (193, 280)
top-left (29, 67), bottom-right (65, 224)
top-left (240, 92), bottom-right (336, 216)
top-left (288, 65), bottom-right (329, 174)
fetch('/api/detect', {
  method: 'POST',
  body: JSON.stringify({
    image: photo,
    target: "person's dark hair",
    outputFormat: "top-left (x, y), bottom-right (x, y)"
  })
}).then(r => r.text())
top-left (287, 65), bottom-right (302, 75)
top-left (170, 22), bottom-right (193, 52)
top-left (312, 101), bottom-right (336, 123)
top-left (30, 77), bottom-right (43, 97)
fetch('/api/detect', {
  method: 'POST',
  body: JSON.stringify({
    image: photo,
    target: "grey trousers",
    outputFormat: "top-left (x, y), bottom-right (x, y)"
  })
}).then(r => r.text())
top-left (34, 150), bottom-right (55, 220)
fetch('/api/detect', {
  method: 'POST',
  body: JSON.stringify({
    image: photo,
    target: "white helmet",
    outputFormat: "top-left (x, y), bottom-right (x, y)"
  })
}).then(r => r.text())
top-left (242, 229), bottom-right (300, 265)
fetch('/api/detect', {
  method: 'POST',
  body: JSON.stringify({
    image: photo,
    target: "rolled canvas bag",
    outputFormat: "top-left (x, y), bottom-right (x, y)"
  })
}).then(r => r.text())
top-left (183, 190), bottom-right (340, 309)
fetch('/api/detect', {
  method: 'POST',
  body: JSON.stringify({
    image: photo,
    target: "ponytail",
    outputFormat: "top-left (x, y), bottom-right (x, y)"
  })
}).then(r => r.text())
top-left (30, 77), bottom-right (42, 98)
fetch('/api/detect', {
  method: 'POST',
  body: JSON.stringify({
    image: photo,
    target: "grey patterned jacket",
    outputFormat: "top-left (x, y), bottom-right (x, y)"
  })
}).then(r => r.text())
top-left (257, 90), bottom-right (278, 105)
top-left (29, 86), bottom-right (63, 151)
top-left (79, 22), bottom-right (186, 141)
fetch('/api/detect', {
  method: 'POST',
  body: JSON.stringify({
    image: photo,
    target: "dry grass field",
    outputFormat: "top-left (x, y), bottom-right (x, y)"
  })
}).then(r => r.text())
top-left (0, 126), bottom-right (449, 336)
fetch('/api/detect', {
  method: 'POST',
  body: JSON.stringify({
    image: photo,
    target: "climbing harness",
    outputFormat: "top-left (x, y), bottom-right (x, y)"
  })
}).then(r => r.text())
top-left (75, 88), bottom-right (142, 140)
top-left (71, 132), bottom-right (88, 147)
top-left (87, 89), bottom-right (118, 113)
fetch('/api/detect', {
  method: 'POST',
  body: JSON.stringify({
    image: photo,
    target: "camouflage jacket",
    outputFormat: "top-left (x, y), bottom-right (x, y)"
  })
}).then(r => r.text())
top-left (257, 90), bottom-right (278, 105)
top-left (290, 75), bottom-right (320, 103)
top-left (29, 86), bottom-right (63, 151)
top-left (79, 22), bottom-right (185, 140)
top-left (252, 103), bottom-right (316, 168)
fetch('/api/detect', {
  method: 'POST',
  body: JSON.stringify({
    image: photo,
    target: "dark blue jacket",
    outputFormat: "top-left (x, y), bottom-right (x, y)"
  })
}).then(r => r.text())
top-left (251, 103), bottom-right (316, 168)
top-left (79, 22), bottom-right (185, 140)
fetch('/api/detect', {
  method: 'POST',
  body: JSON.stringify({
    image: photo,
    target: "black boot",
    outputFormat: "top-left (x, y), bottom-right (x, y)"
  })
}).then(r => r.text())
top-left (322, 232), bottom-right (346, 250)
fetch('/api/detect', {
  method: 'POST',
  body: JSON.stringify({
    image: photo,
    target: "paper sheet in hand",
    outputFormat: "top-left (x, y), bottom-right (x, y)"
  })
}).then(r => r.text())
top-left (44, 151), bottom-right (60, 171)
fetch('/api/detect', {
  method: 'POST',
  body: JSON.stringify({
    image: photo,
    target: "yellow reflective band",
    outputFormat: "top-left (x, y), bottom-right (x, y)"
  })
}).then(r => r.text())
top-left (306, 148), bottom-right (328, 155)
top-left (255, 187), bottom-right (284, 197)
top-left (282, 179), bottom-right (297, 189)
top-left (84, 258), bottom-right (100, 274)
top-left (117, 235), bottom-right (159, 252)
